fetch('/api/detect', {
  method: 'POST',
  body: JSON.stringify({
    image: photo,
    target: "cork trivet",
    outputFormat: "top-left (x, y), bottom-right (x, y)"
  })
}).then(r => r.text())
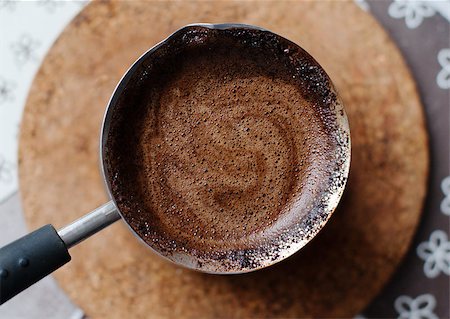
top-left (19, 1), bottom-right (429, 318)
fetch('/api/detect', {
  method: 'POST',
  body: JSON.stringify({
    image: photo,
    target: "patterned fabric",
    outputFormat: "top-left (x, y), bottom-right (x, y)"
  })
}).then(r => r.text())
top-left (394, 294), bottom-right (438, 319)
top-left (388, 0), bottom-right (436, 29)
top-left (441, 176), bottom-right (450, 216)
top-left (360, 1), bottom-right (450, 317)
top-left (437, 48), bottom-right (450, 89)
top-left (417, 230), bottom-right (450, 278)
top-left (0, 0), bottom-right (448, 318)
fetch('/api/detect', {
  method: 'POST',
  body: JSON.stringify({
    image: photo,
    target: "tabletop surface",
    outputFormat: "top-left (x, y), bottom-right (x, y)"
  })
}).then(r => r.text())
top-left (0, 1), bottom-right (448, 318)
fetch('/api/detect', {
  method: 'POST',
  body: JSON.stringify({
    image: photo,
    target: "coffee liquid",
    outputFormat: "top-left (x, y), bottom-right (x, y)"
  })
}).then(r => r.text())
top-left (105, 26), bottom-right (349, 272)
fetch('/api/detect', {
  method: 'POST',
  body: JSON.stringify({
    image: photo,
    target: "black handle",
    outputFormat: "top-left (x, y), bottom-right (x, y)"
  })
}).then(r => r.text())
top-left (0, 224), bottom-right (71, 304)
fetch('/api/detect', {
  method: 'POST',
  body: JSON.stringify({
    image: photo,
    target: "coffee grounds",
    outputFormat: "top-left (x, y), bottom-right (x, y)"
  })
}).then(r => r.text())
top-left (104, 26), bottom-right (348, 272)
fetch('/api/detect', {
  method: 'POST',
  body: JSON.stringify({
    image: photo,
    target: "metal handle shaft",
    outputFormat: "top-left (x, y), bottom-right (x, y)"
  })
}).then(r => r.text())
top-left (57, 201), bottom-right (121, 249)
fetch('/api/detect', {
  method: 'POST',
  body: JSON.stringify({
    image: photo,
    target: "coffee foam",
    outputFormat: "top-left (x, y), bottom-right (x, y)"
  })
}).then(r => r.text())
top-left (105, 26), bottom-right (350, 273)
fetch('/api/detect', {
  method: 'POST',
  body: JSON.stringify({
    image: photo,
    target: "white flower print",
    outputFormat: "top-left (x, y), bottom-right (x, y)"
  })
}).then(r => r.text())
top-left (37, 0), bottom-right (65, 13)
top-left (441, 176), bottom-right (450, 215)
top-left (388, 0), bottom-right (436, 29)
top-left (417, 230), bottom-right (450, 278)
top-left (394, 294), bottom-right (438, 319)
top-left (0, 77), bottom-right (15, 104)
top-left (436, 49), bottom-right (450, 89)
top-left (427, 0), bottom-right (450, 21)
top-left (0, 0), bottom-right (16, 11)
top-left (0, 155), bottom-right (14, 184)
top-left (354, 0), bottom-right (370, 12)
top-left (77, 1), bottom-right (89, 9)
top-left (10, 34), bottom-right (41, 66)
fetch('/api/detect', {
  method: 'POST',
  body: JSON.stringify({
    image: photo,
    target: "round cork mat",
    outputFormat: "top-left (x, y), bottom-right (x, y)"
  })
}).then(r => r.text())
top-left (19, 1), bottom-right (429, 318)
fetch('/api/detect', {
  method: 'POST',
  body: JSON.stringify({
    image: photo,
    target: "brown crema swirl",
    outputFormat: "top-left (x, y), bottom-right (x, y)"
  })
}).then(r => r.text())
top-left (105, 26), bottom-right (349, 272)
